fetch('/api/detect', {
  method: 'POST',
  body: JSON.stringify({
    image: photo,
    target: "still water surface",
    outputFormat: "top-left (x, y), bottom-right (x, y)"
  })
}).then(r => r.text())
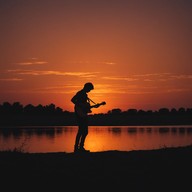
top-left (0, 125), bottom-right (192, 153)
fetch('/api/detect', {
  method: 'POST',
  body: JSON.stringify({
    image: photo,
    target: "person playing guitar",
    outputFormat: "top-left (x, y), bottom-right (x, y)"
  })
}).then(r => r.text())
top-left (71, 82), bottom-right (106, 153)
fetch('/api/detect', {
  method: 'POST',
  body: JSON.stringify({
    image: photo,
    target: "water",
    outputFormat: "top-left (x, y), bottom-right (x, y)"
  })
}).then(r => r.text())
top-left (0, 125), bottom-right (192, 153)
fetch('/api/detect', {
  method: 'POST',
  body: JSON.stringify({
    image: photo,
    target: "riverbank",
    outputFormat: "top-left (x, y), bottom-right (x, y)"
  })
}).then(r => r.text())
top-left (1, 145), bottom-right (192, 191)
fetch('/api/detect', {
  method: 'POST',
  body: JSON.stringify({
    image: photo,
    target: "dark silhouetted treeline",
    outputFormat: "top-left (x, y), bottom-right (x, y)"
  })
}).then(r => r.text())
top-left (0, 102), bottom-right (192, 126)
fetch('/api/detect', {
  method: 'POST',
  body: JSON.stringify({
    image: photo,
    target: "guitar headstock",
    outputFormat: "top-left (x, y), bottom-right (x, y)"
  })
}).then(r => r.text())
top-left (100, 101), bottom-right (106, 105)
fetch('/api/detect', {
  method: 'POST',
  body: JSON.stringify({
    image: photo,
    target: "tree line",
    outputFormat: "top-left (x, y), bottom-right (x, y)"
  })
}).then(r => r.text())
top-left (1, 101), bottom-right (192, 115)
top-left (0, 102), bottom-right (192, 126)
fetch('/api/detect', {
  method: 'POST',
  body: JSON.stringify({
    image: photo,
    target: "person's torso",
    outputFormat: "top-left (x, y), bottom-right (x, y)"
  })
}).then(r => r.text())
top-left (75, 90), bottom-right (88, 104)
top-left (74, 90), bottom-right (90, 117)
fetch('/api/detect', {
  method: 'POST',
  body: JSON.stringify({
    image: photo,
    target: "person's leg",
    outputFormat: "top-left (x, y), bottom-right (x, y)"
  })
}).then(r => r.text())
top-left (79, 117), bottom-right (89, 151)
top-left (74, 128), bottom-right (81, 152)
top-left (79, 125), bottom-right (88, 149)
top-left (74, 116), bottom-right (85, 152)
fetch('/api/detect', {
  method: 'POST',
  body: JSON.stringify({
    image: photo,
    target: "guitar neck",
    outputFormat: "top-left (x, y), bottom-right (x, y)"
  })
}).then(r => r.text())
top-left (90, 102), bottom-right (106, 109)
top-left (90, 104), bottom-right (98, 108)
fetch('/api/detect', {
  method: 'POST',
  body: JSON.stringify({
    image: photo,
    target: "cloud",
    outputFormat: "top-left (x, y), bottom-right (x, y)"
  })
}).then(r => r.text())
top-left (101, 73), bottom-right (183, 82)
top-left (16, 58), bottom-right (48, 65)
top-left (25, 84), bottom-right (85, 94)
top-left (130, 73), bottom-right (192, 82)
top-left (17, 62), bottom-right (48, 65)
top-left (166, 88), bottom-right (191, 93)
top-left (133, 73), bottom-right (171, 77)
top-left (64, 72), bottom-right (99, 77)
top-left (7, 69), bottom-right (99, 77)
top-left (99, 62), bottom-right (116, 65)
top-left (71, 60), bottom-right (117, 65)
top-left (102, 76), bottom-right (138, 81)
top-left (170, 74), bottom-right (192, 80)
top-left (0, 78), bottom-right (23, 81)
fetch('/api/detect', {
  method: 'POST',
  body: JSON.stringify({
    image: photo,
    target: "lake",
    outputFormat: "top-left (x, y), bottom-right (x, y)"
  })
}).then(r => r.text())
top-left (0, 125), bottom-right (192, 153)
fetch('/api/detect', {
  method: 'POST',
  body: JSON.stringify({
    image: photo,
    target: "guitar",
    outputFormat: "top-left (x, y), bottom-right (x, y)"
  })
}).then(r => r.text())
top-left (75, 101), bottom-right (106, 117)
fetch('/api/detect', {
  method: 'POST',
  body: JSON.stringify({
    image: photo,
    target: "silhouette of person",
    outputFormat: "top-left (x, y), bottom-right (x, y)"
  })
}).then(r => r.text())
top-left (71, 82), bottom-right (94, 152)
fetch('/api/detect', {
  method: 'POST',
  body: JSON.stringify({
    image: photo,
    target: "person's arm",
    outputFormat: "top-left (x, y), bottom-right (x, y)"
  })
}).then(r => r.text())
top-left (71, 91), bottom-right (82, 105)
top-left (71, 95), bottom-right (77, 104)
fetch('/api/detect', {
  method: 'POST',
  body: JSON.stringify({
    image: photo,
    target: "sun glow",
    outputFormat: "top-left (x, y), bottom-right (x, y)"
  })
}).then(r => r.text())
top-left (0, 0), bottom-right (191, 112)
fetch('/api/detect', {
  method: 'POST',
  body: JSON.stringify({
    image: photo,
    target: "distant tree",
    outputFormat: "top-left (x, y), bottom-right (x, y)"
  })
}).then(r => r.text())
top-left (55, 107), bottom-right (63, 114)
top-left (137, 109), bottom-right (146, 115)
top-left (146, 110), bottom-right (153, 115)
top-left (186, 108), bottom-right (192, 114)
top-left (12, 102), bottom-right (23, 114)
top-left (127, 108), bottom-right (137, 115)
top-left (2, 102), bottom-right (12, 113)
top-left (178, 107), bottom-right (185, 114)
top-left (170, 108), bottom-right (177, 114)
top-left (158, 108), bottom-right (169, 114)
top-left (35, 104), bottom-right (44, 114)
top-left (45, 103), bottom-right (56, 114)
top-left (111, 108), bottom-right (122, 114)
top-left (23, 104), bottom-right (35, 114)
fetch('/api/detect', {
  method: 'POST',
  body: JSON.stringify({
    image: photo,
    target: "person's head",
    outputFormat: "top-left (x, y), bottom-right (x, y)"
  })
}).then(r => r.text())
top-left (83, 82), bottom-right (94, 92)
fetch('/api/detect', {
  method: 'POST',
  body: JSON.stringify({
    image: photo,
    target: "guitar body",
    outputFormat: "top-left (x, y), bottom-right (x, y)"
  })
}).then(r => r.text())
top-left (75, 103), bottom-right (92, 117)
top-left (75, 101), bottom-right (106, 117)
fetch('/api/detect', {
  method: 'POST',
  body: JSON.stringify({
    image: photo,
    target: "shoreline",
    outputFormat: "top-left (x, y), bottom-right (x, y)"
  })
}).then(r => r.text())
top-left (1, 145), bottom-right (192, 191)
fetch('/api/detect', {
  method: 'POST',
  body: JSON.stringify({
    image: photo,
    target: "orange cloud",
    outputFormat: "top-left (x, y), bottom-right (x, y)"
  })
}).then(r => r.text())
top-left (8, 69), bottom-right (99, 77)
top-left (0, 78), bottom-right (23, 81)
top-left (102, 76), bottom-right (138, 81)
top-left (16, 58), bottom-right (48, 66)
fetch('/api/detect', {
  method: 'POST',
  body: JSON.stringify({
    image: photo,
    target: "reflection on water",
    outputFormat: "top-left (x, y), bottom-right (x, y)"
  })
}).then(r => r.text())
top-left (0, 126), bottom-right (192, 153)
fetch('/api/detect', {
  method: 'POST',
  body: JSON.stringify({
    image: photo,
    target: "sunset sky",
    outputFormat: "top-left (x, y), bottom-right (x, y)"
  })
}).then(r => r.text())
top-left (0, 0), bottom-right (191, 114)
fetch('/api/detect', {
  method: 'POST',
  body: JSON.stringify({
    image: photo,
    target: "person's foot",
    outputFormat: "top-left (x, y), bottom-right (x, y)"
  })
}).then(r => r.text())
top-left (79, 147), bottom-right (90, 152)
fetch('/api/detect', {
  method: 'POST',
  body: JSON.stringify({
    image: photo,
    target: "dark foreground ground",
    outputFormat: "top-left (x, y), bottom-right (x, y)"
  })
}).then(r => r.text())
top-left (1, 146), bottom-right (192, 192)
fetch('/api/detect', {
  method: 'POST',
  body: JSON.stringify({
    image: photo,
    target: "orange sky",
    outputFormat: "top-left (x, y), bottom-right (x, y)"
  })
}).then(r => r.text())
top-left (0, 0), bottom-right (192, 114)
